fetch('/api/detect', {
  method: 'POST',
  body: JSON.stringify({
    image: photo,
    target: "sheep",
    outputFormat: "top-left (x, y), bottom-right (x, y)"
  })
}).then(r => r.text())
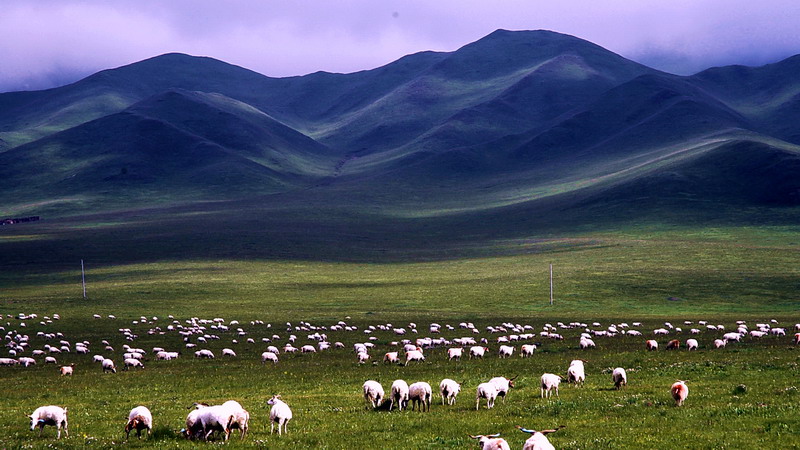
top-left (183, 403), bottom-right (209, 439)
top-left (405, 349), bottom-right (425, 365)
top-left (390, 379), bottom-right (410, 411)
top-left (102, 358), bottom-right (117, 373)
top-left (520, 344), bottom-right (537, 357)
top-left (222, 348), bottom-right (236, 357)
top-left (19, 356), bottom-right (36, 367)
top-left (29, 405), bottom-right (68, 439)
top-left (45, 356), bottom-right (57, 364)
top-left (357, 351), bottom-right (370, 364)
top-left (566, 360), bottom-right (586, 386)
top-left (469, 433), bottom-right (510, 450)
top-left (686, 339), bottom-right (699, 351)
top-left (489, 376), bottom-right (517, 401)
top-left (666, 339), bottom-right (680, 350)
top-left (267, 395), bottom-right (292, 435)
top-left (439, 378), bottom-right (461, 405)
top-left (498, 345), bottom-right (514, 358)
top-left (59, 364), bottom-right (75, 376)
top-left (795, 333), bottom-right (800, 345)
top-left (516, 425), bottom-right (565, 450)
top-left (123, 358), bottom-right (143, 370)
top-left (714, 339), bottom-right (726, 348)
top-left (409, 381), bottom-right (432, 412)
top-left (447, 347), bottom-right (463, 361)
top-left (261, 351), bottom-right (279, 364)
top-left (540, 373), bottom-right (561, 398)
top-left (469, 346), bottom-right (489, 359)
top-left (92, 354), bottom-right (105, 363)
top-left (612, 367), bottom-right (627, 389)
top-left (476, 382), bottom-right (499, 410)
top-left (0, 357), bottom-right (19, 366)
top-left (579, 337), bottom-right (596, 349)
top-left (646, 340), bottom-right (658, 351)
top-left (196, 405), bottom-right (235, 441)
top-left (194, 349), bottom-right (215, 359)
top-left (671, 380), bottom-right (689, 406)
top-left (383, 351), bottom-right (400, 363)
top-left (724, 332), bottom-right (743, 342)
top-left (363, 380), bottom-right (385, 409)
top-left (221, 400), bottom-right (249, 439)
top-left (125, 405), bottom-right (153, 440)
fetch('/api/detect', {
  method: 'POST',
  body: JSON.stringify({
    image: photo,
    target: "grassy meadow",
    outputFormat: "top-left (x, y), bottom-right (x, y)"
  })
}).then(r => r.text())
top-left (1, 223), bottom-right (799, 448)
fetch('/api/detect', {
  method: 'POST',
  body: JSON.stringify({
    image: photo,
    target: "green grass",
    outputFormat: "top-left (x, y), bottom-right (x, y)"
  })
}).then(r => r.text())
top-left (1, 222), bottom-right (799, 447)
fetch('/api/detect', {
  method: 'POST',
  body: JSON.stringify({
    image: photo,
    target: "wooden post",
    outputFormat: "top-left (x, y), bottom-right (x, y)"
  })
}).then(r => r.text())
top-left (549, 264), bottom-right (553, 305)
top-left (81, 259), bottom-right (86, 299)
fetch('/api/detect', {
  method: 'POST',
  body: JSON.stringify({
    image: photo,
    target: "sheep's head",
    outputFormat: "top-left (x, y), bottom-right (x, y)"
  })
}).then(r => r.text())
top-left (469, 433), bottom-right (503, 447)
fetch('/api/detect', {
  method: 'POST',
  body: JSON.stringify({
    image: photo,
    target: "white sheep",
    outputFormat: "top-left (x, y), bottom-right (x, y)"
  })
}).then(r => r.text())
top-left (300, 345), bottom-right (316, 353)
top-left (390, 379), bottom-right (410, 411)
top-left (92, 354), bottom-right (105, 363)
top-left (566, 360), bottom-right (585, 386)
top-left (357, 351), bottom-right (370, 364)
top-left (646, 340), bottom-right (658, 351)
top-left (196, 405), bottom-right (235, 441)
top-left (183, 403), bottom-right (209, 439)
top-left (469, 433), bottom-right (510, 450)
top-left (579, 337), bottom-right (596, 349)
top-left (612, 367), bottom-right (627, 389)
top-left (498, 345), bottom-right (514, 358)
top-left (123, 358), bottom-right (143, 370)
top-left (671, 380), bottom-right (689, 406)
top-left (686, 339), bottom-right (698, 350)
top-left (439, 378), bottom-right (461, 405)
top-left (221, 400), bottom-right (249, 439)
top-left (408, 381), bottom-right (432, 412)
top-left (405, 349), bottom-right (425, 365)
top-left (489, 376), bottom-right (517, 401)
top-left (540, 373), bottom-right (561, 398)
top-left (383, 351), bottom-right (400, 363)
top-left (261, 351), bottom-right (279, 364)
top-left (469, 346), bottom-right (488, 359)
top-left (194, 349), bottom-right (215, 359)
top-left (0, 357), bottom-right (19, 366)
top-left (19, 356), bottom-right (36, 367)
top-left (476, 382), bottom-right (499, 410)
top-left (363, 380), bottom-right (385, 409)
top-left (267, 395), bottom-right (292, 435)
top-left (59, 364), bottom-right (75, 376)
top-left (125, 405), bottom-right (153, 439)
top-left (447, 347), bottom-right (463, 361)
top-left (102, 358), bottom-right (117, 373)
top-left (45, 356), bottom-right (57, 364)
top-left (713, 339), bottom-right (726, 348)
top-left (222, 348), bottom-right (236, 357)
top-left (516, 425), bottom-right (565, 450)
top-left (520, 344), bottom-right (537, 357)
top-left (29, 405), bottom-right (68, 439)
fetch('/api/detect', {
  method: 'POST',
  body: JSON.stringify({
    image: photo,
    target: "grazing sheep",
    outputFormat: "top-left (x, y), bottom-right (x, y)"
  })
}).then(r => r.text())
top-left (221, 400), bottom-right (249, 439)
top-left (540, 374), bottom-right (561, 398)
top-left (194, 349), bottom-right (215, 359)
top-left (409, 381), bottom-right (432, 412)
top-left (357, 351), bottom-right (370, 364)
top-left (724, 332), bottom-right (743, 342)
top-left (390, 379), bottom-right (410, 411)
top-left (125, 405), bottom-right (153, 440)
top-left (363, 380), bottom-right (385, 409)
top-left (102, 358), bottom-right (117, 373)
top-left (566, 360), bottom-right (585, 386)
top-left (19, 356), bottom-right (36, 367)
top-left (59, 364), bottom-right (75, 376)
top-left (671, 380), bottom-right (689, 406)
top-left (439, 378), bottom-right (461, 405)
top-left (794, 333), bottom-right (800, 345)
top-left (469, 433), bottom-right (510, 450)
top-left (646, 340), bottom-right (658, 351)
top-left (579, 337), bottom-right (596, 349)
top-left (45, 356), bottom-right (57, 364)
top-left (489, 376), bottom-right (517, 401)
top-left (476, 382), bottom-right (499, 410)
top-left (123, 358), bottom-right (143, 370)
top-left (612, 367), bottom-right (627, 389)
top-left (404, 349), bottom-right (425, 365)
top-left (29, 405), bottom-right (68, 439)
top-left (300, 345), bottom-right (316, 353)
top-left (469, 346), bottom-right (489, 359)
top-left (383, 351), bottom-right (400, 363)
top-left (261, 351), bottom-right (279, 364)
top-left (686, 339), bottom-right (698, 351)
top-left (92, 354), bottom-right (105, 363)
top-left (183, 403), bottom-right (209, 439)
top-left (0, 357), bottom-right (19, 366)
top-left (196, 405), bottom-right (235, 441)
top-left (498, 345), bottom-right (514, 358)
top-left (666, 339), bottom-right (680, 350)
top-left (520, 344), bottom-right (537, 357)
top-left (222, 348), bottom-right (236, 357)
top-left (714, 339), bottom-right (727, 348)
top-left (516, 425), bottom-right (565, 450)
top-left (267, 395), bottom-right (292, 435)
top-left (447, 348), bottom-right (463, 361)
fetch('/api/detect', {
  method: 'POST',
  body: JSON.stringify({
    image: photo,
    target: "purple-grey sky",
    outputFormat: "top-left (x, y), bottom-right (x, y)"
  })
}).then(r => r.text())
top-left (3, 0), bottom-right (800, 93)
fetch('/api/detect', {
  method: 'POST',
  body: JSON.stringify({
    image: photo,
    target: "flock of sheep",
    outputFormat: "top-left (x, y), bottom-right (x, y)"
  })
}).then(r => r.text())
top-left (4, 312), bottom-right (799, 446)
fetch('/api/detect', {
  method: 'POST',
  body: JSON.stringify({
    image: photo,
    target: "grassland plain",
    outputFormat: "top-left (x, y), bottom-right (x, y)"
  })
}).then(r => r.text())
top-left (1, 225), bottom-right (799, 448)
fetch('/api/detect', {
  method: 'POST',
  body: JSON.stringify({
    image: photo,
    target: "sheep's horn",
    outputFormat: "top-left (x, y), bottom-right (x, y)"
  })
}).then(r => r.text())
top-left (510, 374), bottom-right (519, 381)
top-left (516, 426), bottom-right (536, 434)
top-left (468, 435), bottom-right (481, 440)
top-left (487, 433), bottom-right (501, 438)
top-left (540, 425), bottom-right (566, 435)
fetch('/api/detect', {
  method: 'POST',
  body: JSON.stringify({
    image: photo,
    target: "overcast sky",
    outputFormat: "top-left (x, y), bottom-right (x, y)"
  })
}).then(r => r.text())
top-left (3, 0), bottom-right (800, 93)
